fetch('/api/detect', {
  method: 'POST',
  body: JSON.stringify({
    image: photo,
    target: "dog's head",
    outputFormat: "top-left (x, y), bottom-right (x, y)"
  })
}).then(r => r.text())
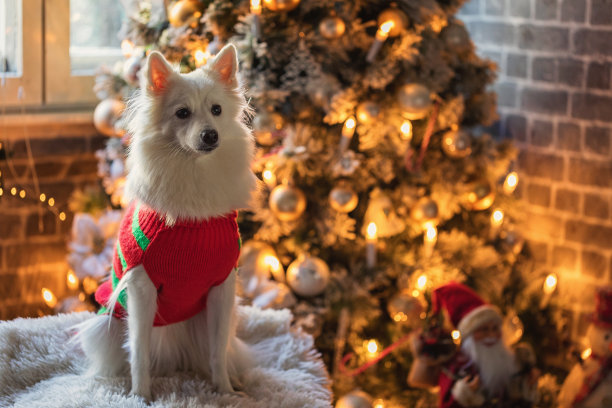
top-left (138, 44), bottom-right (249, 156)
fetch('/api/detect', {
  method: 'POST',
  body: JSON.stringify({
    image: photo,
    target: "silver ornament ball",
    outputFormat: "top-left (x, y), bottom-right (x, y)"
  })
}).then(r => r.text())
top-left (93, 99), bottom-right (125, 137)
top-left (319, 16), bottom-right (345, 39)
top-left (253, 111), bottom-right (284, 146)
top-left (410, 197), bottom-right (440, 228)
top-left (336, 390), bottom-right (373, 408)
top-left (286, 255), bottom-right (329, 297)
top-left (356, 101), bottom-right (381, 124)
top-left (269, 184), bottom-right (307, 222)
top-left (441, 129), bottom-right (472, 159)
top-left (329, 183), bottom-right (358, 213)
top-left (398, 83), bottom-right (431, 120)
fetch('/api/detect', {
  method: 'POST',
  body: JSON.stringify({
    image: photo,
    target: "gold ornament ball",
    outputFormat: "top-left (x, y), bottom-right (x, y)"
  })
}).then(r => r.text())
top-left (168, 0), bottom-right (203, 27)
top-left (410, 197), bottom-right (440, 228)
top-left (319, 16), bottom-right (346, 39)
top-left (263, 0), bottom-right (300, 12)
top-left (441, 129), bottom-right (472, 159)
top-left (388, 291), bottom-right (424, 325)
top-left (336, 390), bottom-right (373, 408)
top-left (329, 183), bottom-right (358, 213)
top-left (398, 83), bottom-right (432, 120)
top-left (442, 23), bottom-right (471, 53)
top-left (94, 98), bottom-right (125, 137)
top-left (239, 241), bottom-right (284, 282)
top-left (378, 7), bottom-right (409, 37)
top-left (253, 111), bottom-right (284, 146)
top-left (286, 255), bottom-right (330, 297)
top-left (356, 101), bottom-right (381, 124)
top-left (463, 181), bottom-right (495, 211)
top-left (269, 184), bottom-right (307, 222)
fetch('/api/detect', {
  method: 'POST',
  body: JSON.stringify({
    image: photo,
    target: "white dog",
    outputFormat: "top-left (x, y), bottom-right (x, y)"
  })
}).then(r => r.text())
top-left (74, 44), bottom-right (258, 400)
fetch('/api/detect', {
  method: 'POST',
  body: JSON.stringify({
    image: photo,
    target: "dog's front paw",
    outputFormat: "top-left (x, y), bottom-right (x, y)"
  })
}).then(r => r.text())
top-left (130, 382), bottom-right (152, 402)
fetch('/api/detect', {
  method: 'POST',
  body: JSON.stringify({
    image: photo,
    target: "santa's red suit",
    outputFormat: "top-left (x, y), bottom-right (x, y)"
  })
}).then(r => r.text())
top-left (95, 200), bottom-right (240, 326)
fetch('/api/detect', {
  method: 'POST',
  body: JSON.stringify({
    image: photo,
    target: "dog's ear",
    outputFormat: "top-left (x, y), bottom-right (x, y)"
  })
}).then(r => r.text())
top-left (210, 44), bottom-right (238, 88)
top-left (146, 51), bottom-right (174, 94)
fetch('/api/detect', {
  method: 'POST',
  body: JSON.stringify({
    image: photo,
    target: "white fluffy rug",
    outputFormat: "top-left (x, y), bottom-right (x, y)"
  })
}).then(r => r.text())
top-left (0, 306), bottom-right (332, 408)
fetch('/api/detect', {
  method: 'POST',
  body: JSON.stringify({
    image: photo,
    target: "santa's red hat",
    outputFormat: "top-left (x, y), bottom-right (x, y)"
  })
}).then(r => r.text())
top-left (593, 286), bottom-right (612, 329)
top-left (431, 282), bottom-right (502, 338)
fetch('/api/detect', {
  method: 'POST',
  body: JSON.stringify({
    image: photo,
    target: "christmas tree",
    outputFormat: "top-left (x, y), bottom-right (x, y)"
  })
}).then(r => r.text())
top-left (81, 0), bottom-right (567, 405)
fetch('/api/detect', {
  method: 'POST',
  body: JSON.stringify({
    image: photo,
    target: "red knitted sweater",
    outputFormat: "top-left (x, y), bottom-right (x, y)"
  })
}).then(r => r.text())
top-left (95, 201), bottom-right (240, 326)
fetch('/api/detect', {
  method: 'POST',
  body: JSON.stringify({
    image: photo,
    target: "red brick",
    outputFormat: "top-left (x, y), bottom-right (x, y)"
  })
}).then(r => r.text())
top-left (468, 22), bottom-right (516, 46)
top-left (591, 0), bottom-right (612, 25)
top-left (552, 245), bottom-right (577, 269)
top-left (0, 214), bottom-right (23, 241)
top-left (505, 115), bottom-right (527, 141)
top-left (66, 157), bottom-right (98, 177)
top-left (583, 193), bottom-right (610, 219)
top-left (558, 58), bottom-right (584, 87)
top-left (0, 303), bottom-right (46, 320)
top-left (519, 25), bottom-right (569, 51)
top-left (521, 88), bottom-right (568, 115)
top-left (25, 212), bottom-right (57, 237)
top-left (10, 137), bottom-right (88, 158)
top-left (35, 161), bottom-right (68, 179)
top-left (555, 188), bottom-right (580, 213)
top-left (584, 126), bottom-right (611, 156)
top-left (4, 241), bottom-right (67, 268)
top-left (506, 54), bottom-right (527, 78)
top-left (0, 273), bottom-right (21, 301)
top-left (531, 120), bottom-right (553, 147)
top-left (527, 240), bottom-right (549, 265)
top-left (557, 122), bottom-right (581, 151)
top-left (574, 29), bottom-right (612, 56)
top-left (524, 213), bottom-right (565, 240)
top-left (582, 250), bottom-right (608, 279)
top-left (526, 182), bottom-right (551, 207)
top-left (566, 220), bottom-right (612, 249)
top-left (572, 93), bottom-right (612, 122)
top-left (561, 0), bottom-right (586, 22)
top-left (533, 57), bottom-right (556, 82)
top-left (536, 0), bottom-right (557, 20)
top-left (586, 62), bottom-right (611, 89)
top-left (518, 151), bottom-right (565, 181)
top-left (568, 158), bottom-right (612, 187)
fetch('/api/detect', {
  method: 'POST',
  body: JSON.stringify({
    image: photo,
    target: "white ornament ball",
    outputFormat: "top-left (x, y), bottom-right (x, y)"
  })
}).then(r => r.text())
top-left (398, 83), bottom-right (431, 120)
top-left (336, 390), bottom-right (373, 408)
top-left (253, 111), bottom-right (285, 146)
top-left (286, 255), bottom-right (329, 297)
top-left (93, 99), bottom-right (125, 137)
top-left (239, 241), bottom-right (284, 282)
top-left (122, 55), bottom-right (142, 85)
top-left (269, 184), bottom-right (307, 222)
top-left (356, 101), bottom-right (380, 124)
top-left (441, 23), bottom-right (471, 53)
top-left (168, 0), bottom-right (202, 27)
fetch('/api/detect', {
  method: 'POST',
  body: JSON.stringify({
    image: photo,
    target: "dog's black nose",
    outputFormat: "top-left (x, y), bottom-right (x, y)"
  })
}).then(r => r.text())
top-left (199, 129), bottom-right (219, 151)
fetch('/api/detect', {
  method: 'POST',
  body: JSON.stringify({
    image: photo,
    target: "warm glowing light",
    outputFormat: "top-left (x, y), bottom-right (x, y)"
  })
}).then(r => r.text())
top-left (67, 270), bottom-right (79, 290)
top-left (366, 222), bottom-right (378, 240)
top-left (373, 399), bottom-right (385, 408)
top-left (400, 120), bottom-right (413, 141)
top-left (250, 0), bottom-right (262, 14)
top-left (59, 212), bottom-right (67, 221)
top-left (39, 193), bottom-right (46, 202)
top-left (366, 339), bottom-right (379, 354)
top-left (0, 188), bottom-right (3, 196)
top-left (451, 330), bottom-right (461, 344)
top-left (425, 225), bottom-right (437, 242)
top-left (581, 347), bottom-right (592, 360)
top-left (543, 273), bottom-right (557, 295)
top-left (19, 189), bottom-right (25, 198)
top-left (393, 312), bottom-right (407, 322)
top-left (264, 255), bottom-right (280, 271)
top-left (380, 21), bottom-right (394, 35)
top-left (82, 276), bottom-right (99, 295)
top-left (10, 187), bottom-right (17, 195)
top-left (416, 274), bottom-right (427, 290)
top-left (121, 39), bottom-right (134, 57)
top-left (491, 209), bottom-right (504, 227)
top-left (342, 116), bottom-right (356, 139)
top-left (48, 197), bottom-right (55, 207)
top-left (194, 49), bottom-right (209, 67)
top-left (504, 172), bottom-right (519, 194)
top-left (262, 169), bottom-right (276, 187)
top-left (78, 292), bottom-right (86, 301)
top-left (42, 288), bottom-right (58, 308)
top-left (411, 289), bottom-right (420, 298)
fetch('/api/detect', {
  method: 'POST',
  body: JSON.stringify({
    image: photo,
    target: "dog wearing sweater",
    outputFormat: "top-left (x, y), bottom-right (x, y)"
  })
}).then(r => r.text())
top-left (74, 44), bottom-right (258, 400)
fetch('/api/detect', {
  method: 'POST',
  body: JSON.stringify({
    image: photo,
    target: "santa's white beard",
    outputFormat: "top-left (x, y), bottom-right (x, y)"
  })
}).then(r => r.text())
top-left (461, 335), bottom-right (517, 397)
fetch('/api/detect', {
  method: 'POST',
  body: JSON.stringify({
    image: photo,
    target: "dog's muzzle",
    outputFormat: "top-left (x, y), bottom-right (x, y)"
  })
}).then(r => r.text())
top-left (198, 128), bottom-right (219, 152)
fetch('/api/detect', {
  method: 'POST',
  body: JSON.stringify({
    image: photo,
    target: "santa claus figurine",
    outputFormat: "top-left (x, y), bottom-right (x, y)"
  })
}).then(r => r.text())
top-left (408, 282), bottom-right (539, 408)
top-left (559, 286), bottom-right (612, 408)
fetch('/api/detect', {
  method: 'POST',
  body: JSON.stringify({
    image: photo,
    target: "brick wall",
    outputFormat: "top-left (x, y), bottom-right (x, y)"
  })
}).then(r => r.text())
top-left (459, 0), bottom-right (612, 336)
top-left (0, 116), bottom-right (103, 320)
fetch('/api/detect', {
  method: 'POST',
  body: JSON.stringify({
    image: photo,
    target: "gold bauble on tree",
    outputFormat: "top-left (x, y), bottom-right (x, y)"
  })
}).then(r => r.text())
top-left (286, 255), bottom-right (329, 297)
top-left (319, 16), bottom-right (345, 39)
top-left (463, 180), bottom-right (495, 211)
top-left (356, 101), bottom-right (381, 124)
top-left (388, 291), bottom-right (424, 326)
top-left (239, 241), bottom-right (284, 282)
top-left (398, 83), bottom-right (432, 120)
top-left (252, 110), bottom-right (284, 146)
top-left (441, 129), bottom-right (472, 159)
top-left (93, 98), bottom-right (125, 137)
top-left (269, 184), bottom-right (307, 221)
top-left (263, 0), bottom-right (300, 12)
top-left (377, 6), bottom-right (409, 37)
top-left (441, 22), bottom-right (471, 53)
top-left (329, 182), bottom-right (358, 213)
top-left (410, 197), bottom-right (440, 228)
top-left (168, 0), bottom-right (203, 27)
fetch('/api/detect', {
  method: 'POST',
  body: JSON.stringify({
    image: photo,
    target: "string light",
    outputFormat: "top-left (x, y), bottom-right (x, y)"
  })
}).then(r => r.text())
top-left (48, 197), bottom-right (55, 207)
top-left (19, 189), bottom-right (25, 198)
top-left (250, 0), bottom-right (262, 37)
top-left (67, 270), bottom-right (79, 291)
top-left (366, 21), bottom-right (394, 63)
top-left (194, 49), bottom-right (210, 68)
top-left (451, 330), bottom-right (461, 344)
top-left (581, 347), bottom-right (592, 360)
top-left (365, 222), bottom-right (377, 268)
top-left (121, 39), bottom-right (135, 58)
top-left (416, 274), bottom-right (427, 291)
top-left (365, 339), bottom-right (380, 360)
top-left (373, 399), bottom-right (385, 408)
top-left (424, 225), bottom-right (437, 258)
top-left (400, 120), bottom-right (413, 141)
top-left (3, 184), bottom-right (66, 221)
top-left (503, 171), bottom-right (519, 194)
top-left (262, 163), bottom-right (277, 188)
top-left (338, 116), bottom-right (356, 153)
top-left (42, 288), bottom-right (58, 308)
top-left (10, 187), bottom-right (17, 195)
top-left (543, 273), bottom-right (557, 295)
top-left (39, 193), bottom-right (46, 202)
top-left (59, 212), bottom-right (66, 221)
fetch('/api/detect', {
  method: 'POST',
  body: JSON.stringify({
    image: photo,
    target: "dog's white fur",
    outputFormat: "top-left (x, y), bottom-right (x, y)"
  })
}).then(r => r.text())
top-left (74, 44), bottom-right (257, 400)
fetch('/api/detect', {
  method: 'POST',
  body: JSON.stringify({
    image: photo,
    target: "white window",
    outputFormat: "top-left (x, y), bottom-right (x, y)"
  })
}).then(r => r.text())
top-left (1, 0), bottom-right (124, 108)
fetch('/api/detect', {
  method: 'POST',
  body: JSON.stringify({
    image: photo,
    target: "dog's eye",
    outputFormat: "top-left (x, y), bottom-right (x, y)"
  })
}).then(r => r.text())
top-left (175, 108), bottom-right (191, 119)
top-left (211, 104), bottom-right (222, 116)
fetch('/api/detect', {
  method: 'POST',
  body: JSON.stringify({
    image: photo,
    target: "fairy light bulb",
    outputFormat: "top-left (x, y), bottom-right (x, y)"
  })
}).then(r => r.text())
top-left (424, 225), bottom-right (437, 258)
top-left (48, 197), bottom-right (55, 207)
top-left (400, 120), bottom-right (413, 141)
top-left (42, 288), bottom-right (58, 308)
top-left (416, 274), bottom-right (427, 291)
top-left (39, 193), bottom-right (46, 202)
top-left (121, 39), bottom-right (134, 58)
top-left (365, 339), bottom-right (380, 359)
top-left (67, 270), bottom-right (79, 290)
top-left (59, 212), bottom-right (67, 221)
top-left (367, 222), bottom-right (377, 240)
top-left (491, 209), bottom-right (504, 226)
top-left (0, 188), bottom-right (3, 196)
top-left (581, 347), bottom-right (592, 360)
top-left (19, 189), bottom-right (25, 198)
top-left (504, 172), bottom-right (519, 194)
top-left (451, 330), bottom-right (461, 344)
top-left (373, 399), bottom-right (385, 408)
top-left (366, 222), bottom-right (377, 268)
top-left (10, 187), bottom-right (17, 195)
top-left (262, 166), bottom-right (276, 188)
top-left (338, 116), bottom-right (356, 153)
top-left (250, 0), bottom-right (262, 14)
top-left (543, 273), bottom-right (557, 295)
top-left (366, 21), bottom-right (395, 63)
